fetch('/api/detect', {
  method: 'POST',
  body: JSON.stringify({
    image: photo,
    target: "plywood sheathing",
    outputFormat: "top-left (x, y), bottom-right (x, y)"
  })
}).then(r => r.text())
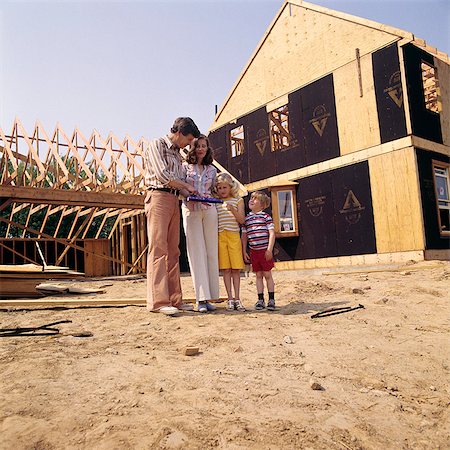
top-left (334, 52), bottom-right (380, 155)
top-left (368, 147), bottom-right (425, 253)
top-left (212, 0), bottom-right (414, 130)
top-left (435, 58), bottom-right (450, 146)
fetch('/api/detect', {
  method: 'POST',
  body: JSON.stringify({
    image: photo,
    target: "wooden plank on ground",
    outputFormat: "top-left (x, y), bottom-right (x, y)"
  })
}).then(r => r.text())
top-left (0, 297), bottom-right (228, 308)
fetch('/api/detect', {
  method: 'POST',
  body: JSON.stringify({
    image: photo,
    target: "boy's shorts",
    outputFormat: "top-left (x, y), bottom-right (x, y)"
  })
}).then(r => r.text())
top-left (250, 248), bottom-right (274, 272)
top-left (218, 230), bottom-right (245, 270)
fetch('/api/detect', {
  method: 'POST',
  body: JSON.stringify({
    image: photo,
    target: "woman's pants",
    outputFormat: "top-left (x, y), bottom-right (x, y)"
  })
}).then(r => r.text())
top-left (182, 205), bottom-right (219, 302)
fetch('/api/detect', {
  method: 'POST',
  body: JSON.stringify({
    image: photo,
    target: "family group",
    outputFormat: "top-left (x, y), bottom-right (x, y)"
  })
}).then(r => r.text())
top-left (143, 117), bottom-right (276, 316)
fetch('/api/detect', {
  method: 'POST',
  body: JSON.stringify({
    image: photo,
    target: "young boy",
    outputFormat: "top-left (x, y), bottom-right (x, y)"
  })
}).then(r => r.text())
top-left (241, 191), bottom-right (276, 311)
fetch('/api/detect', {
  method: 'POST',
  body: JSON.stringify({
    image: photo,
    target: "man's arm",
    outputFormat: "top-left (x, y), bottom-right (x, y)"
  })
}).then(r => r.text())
top-left (146, 140), bottom-right (195, 194)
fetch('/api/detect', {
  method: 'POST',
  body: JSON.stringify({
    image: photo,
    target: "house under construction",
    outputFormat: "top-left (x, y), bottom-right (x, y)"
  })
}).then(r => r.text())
top-left (208, 0), bottom-right (449, 270)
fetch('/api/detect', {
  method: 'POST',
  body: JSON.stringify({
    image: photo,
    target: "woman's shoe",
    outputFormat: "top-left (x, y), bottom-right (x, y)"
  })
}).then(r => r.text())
top-left (227, 299), bottom-right (235, 310)
top-left (205, 302), bottom-right (216, 311)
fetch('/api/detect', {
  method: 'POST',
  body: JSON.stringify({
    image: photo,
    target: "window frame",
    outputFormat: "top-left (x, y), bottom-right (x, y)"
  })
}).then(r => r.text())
top-left (421, 61), bottom-right (441, 114)
top-left (268, 104), bottom-right (292, 151)
top-left (432, 160), bottom-right (450, 236)
top-left (230, 125), bottom-right (245, 158)
top-left (270, 183), bottom-right (299, 238)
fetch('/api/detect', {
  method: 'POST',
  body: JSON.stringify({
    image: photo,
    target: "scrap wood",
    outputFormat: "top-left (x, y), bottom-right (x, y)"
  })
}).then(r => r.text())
top-left (311, 304), bottom-right (364, 319)
top-left (36, 284), bottom-right (106, 295)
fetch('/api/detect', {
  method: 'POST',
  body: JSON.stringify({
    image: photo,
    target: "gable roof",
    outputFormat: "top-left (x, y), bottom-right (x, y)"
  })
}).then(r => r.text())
top-left (210, 0), bottom-right (448, 131)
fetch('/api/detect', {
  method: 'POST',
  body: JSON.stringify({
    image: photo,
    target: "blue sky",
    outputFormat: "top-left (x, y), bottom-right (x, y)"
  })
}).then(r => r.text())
top-left (0, 0), bottom-right (449, 141)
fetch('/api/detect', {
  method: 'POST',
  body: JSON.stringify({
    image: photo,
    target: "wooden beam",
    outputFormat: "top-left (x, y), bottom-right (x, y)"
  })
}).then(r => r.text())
top-left (0, 185), bottom-right (144, 209)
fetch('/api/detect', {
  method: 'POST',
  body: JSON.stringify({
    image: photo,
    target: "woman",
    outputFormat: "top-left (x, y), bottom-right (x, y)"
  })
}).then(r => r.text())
top-left (182, 134), bottom-right (219, 313)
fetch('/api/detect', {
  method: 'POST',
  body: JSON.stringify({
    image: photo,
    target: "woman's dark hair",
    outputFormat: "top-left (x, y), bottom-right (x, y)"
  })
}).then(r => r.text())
top-left (186, 134), bottom-right (214, 165)
top-left (170, 117), bottom-right (201, 138)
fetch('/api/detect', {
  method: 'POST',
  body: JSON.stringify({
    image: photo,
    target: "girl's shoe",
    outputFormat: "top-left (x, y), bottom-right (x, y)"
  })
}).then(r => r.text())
top-left (234, 299), bottom-right (246, 312)
top-left (227, 299), bottom-right (235, 310)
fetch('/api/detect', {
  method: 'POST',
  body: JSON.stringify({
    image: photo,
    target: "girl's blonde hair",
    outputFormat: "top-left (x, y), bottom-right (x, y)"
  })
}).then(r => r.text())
top-left (214, 172), bottom-right (240, 198)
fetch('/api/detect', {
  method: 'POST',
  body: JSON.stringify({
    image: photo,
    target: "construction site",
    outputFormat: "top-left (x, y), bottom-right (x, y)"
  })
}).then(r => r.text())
top-left (0, 1), bottom-right (449, 449)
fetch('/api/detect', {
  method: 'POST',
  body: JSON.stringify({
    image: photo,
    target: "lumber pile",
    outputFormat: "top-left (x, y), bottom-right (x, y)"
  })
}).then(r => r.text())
top-left (0, 264), bottom-right (83, 299)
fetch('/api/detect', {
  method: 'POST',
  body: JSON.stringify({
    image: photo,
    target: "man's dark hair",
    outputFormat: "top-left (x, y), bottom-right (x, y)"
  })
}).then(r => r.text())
top-left (171, 117), bottom-right (201, 138)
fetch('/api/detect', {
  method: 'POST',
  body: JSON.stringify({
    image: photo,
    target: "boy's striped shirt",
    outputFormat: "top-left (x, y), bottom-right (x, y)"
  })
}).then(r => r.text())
top-left (242, 211), bottom-right (274, 250)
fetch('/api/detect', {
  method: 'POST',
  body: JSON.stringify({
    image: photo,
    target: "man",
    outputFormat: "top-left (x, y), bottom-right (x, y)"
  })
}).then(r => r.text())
top-left (143, 117), bottom-right (201, 315)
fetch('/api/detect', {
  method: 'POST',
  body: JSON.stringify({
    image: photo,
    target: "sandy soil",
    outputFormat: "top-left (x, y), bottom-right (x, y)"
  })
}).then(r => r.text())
top-left (0, 260), bottom-right (449, 450)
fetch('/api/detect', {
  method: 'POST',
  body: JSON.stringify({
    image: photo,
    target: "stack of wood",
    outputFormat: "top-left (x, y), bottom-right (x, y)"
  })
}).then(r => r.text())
top-left (0, 264), bottom-right (83, 299)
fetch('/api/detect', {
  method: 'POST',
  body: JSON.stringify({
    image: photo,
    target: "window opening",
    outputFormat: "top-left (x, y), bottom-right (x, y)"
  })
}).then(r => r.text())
top-left (421, 62), bottom-right (441, 113)
top-left (269, 105), bottom-right (291, 151)
top-left (230, 125), bottom-right (245, 157)
top-left (433, 162), bottom-right (450, 235)
top-left (277, 190), bottom-right (294, 232)
top-left (270, 183), bottom-right (298, 238)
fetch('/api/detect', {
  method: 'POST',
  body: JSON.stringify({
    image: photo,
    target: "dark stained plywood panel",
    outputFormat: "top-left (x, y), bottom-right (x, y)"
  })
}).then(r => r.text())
top-left (297, 172), bottom-right (338, 259)
top-left (245, 107), bottom-right (275, 183)
top-left (274, 88), bottom-right (307, 175)
top-left (228, 117), bottom-right (249, 184)
top-left (300, 74), bottom-right (340, 166)
top-left (331, 162), bottom-right (376, 256)
top-left (416, 148), bottom-right (450, 249)
top-left (208, 126), bottom-right (228, 170)
top-left (403, 44), bottom-right (443, 143)
top-left (372, 43), bottom-right (408, 143)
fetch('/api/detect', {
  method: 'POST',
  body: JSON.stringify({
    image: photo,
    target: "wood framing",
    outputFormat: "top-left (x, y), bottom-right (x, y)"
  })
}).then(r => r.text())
top-left (0, 119), bottom-right (147, 276)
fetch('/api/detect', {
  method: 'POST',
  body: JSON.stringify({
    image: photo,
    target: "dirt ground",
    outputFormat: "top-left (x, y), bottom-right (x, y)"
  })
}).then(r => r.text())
top-left (0, 260), bottom-right (449, 450)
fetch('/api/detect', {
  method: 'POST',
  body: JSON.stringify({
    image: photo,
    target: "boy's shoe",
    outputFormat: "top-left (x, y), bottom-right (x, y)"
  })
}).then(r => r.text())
top-left (255, 299), bottom-right (265, 310)
top-left (267, 299), bottom-right (276, 311)
top-left (227, 300), bottom-right (235, 310)
top-left (197, 302), bottom-right (207, 313)
top-left (234, 299), bottom-right (246, 312)
top-left (205, 302), bottom-right (216, 311)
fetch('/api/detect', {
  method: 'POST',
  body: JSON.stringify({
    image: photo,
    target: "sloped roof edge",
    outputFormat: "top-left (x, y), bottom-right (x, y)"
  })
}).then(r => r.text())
top-left (211, 0), bottom-right (419, 130)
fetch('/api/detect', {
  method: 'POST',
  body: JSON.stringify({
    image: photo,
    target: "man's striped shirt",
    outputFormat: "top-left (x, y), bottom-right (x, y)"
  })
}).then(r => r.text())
top-left (143, 135), bottom-right (184, 189)
top-left (242, 211), bottom-right (274, 250)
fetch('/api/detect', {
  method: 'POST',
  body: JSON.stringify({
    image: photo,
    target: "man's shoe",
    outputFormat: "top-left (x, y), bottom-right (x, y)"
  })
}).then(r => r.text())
top-left (255, 299), bottom-right (265, 310)
top-left (154, 306), bottom-right (180, 315)
top-left (179, 303), bottom-right (194, 311)
top-left (205, 302), bottom-right (216, 311)
top-left (267, 299), bottom-right (276, 311)
top-left (197, 302), bottom-right (207, 313)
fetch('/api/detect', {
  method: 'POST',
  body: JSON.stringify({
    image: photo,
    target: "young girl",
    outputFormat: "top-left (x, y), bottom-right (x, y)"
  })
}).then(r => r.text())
top-left (214, 173), bottom-right (246, 311)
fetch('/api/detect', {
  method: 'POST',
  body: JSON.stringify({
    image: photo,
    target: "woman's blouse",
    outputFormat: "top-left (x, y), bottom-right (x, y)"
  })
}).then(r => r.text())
top-left (183, 163), bottom-right (217, 211)
top-left (216, 196), bottom-right (243, 233)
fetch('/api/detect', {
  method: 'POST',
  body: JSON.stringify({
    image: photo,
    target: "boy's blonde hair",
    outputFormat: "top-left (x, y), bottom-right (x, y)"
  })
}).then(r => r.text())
top-left (251, 191), bottom-right (271, 209)
top-left (214, 173), bottom-right (240, 198)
